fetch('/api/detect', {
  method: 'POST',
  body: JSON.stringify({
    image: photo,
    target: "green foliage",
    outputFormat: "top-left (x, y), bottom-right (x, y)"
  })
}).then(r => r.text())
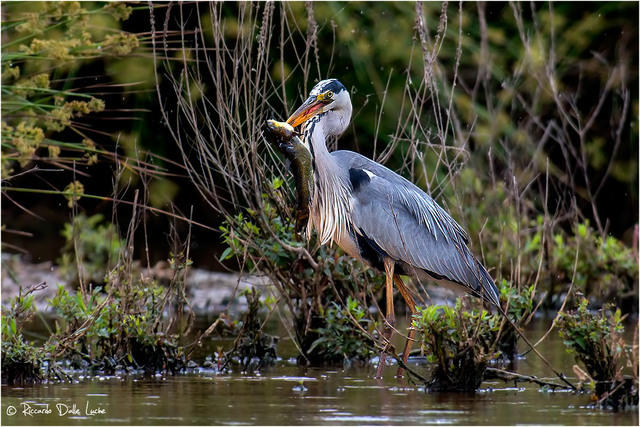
top-left (413, 299), bottom-right (501, 391)
top-left (558, 299), bottom-right (625, 384)
top-left (550, 221), bottom-right (638, 301)
top-left (308, 296), bottom-right (377, 365)
top-left (1, 286), bottom-right (48, 384)
top-left (58, 214), bottom-right (124, 285)
top-left (219, 178), bottom-right (383, 362)
top-left (451, 165), bottom-right (637, 307)
top-left (48, 278), bottom-right (185, 374)
top-left (497, 279), bottom-right (536, 358)
top-left (558, 298), bottom-right (638, 409)
top-left (500, 280), bottom-right (535, 322)
top-left (1, 1), bottom-right (138, 179)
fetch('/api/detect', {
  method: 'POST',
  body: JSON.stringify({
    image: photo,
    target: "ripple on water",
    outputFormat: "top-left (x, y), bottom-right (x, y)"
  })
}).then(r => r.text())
top-left (343, 385), bottom-right (385, 389)
top-left (301, 396), bottom-right (339, 400)
top-left (270, 376), bottom-right (318, 382)
top-left (322, 415), bottom-right (392, 423)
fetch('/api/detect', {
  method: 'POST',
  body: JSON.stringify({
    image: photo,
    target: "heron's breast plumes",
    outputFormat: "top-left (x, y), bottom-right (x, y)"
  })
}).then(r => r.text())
top-left (308, 170), bottom-right (351, 246)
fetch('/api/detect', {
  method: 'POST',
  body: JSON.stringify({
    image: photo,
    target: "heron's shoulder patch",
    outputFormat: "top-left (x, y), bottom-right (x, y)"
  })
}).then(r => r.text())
top-left (349, 167), bottom-right (373, 191)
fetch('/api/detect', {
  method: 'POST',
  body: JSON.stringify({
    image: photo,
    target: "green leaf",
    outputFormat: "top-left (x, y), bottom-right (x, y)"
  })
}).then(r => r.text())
top-left (219, 247), bottom-right (233, 261)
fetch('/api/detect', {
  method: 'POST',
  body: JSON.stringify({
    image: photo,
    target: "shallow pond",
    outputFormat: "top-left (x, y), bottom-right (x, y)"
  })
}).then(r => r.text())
top-left (2, 321), bottom-right (638, 425)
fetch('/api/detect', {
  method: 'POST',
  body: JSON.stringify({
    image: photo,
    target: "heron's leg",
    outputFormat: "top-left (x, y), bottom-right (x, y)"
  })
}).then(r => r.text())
top-left (393, 275), bottom-right (417, 378)
top-left (375, 258), bottom-right (396, 378)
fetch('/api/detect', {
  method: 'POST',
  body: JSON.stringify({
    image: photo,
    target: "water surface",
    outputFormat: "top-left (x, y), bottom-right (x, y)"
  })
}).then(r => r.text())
top-left (2, 321), bottom-right (637, 425)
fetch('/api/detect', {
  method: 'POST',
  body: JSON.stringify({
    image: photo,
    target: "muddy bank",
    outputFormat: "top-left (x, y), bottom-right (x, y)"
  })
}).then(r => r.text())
top-left (1, 253), bottom-right (462, 316)
top-left (1, 253), bottom-right (271, 316)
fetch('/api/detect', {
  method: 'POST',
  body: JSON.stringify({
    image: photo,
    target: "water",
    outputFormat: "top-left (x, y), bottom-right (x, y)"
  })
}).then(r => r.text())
top-left (2, 322), bottom-right (638, 425)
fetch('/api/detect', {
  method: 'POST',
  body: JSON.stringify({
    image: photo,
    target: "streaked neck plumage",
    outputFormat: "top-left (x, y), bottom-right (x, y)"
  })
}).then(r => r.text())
top-left (303, 115), bottom-right (350, 245)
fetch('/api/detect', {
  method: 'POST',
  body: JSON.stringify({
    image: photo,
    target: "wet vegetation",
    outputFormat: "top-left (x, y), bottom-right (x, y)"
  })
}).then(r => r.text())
top-left (219, 189), bottom-right (383, 365)
top-left (413, 299), bottom-right (501, 392)
top-left (308, 297), bottom-right (377, 365)
top-left (1, 2), bottom-right (638, 421)
top-left (223, 288), bottom-right (278, 372)
top-left (497, 279), bottom-right (536, 360)
top-left (1, 285), bottom-right (46, 385)
top-left (558, 298), bottom-right (638, 410)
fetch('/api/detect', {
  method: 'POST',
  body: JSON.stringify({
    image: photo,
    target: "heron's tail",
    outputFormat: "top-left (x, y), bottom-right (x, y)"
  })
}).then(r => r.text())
top-left (475, 260), bottom-right (501, 308)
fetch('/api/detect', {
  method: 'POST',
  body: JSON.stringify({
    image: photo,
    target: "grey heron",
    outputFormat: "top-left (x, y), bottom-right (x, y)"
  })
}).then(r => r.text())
top-left (284, 78), bottom-right (501, 378)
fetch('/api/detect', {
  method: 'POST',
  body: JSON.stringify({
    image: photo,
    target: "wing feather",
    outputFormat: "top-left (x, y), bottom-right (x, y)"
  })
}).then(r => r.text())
top-left (333, 150), bottom-right (499, 306)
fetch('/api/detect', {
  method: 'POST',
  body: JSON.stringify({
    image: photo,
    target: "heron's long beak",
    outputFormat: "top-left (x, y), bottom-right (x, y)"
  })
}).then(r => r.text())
top-left (286, 95), bottom-right (325, 128)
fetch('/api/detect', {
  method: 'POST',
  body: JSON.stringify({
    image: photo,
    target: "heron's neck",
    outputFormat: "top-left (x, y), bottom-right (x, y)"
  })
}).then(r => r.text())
top-left (303, 116), bottom-right (332, 166)
top-left (303, 117), bottom-right (350, 245)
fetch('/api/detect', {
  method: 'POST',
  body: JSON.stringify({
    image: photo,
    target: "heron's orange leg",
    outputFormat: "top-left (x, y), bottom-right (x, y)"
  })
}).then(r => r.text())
top-left (393, 275), bottom-right (417, 378)
top-left (375, 258), bottom-right (396, 379)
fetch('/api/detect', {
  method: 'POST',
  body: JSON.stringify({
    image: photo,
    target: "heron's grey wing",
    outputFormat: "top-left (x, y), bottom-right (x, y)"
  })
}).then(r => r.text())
top-left (332, 150), bottom-right (470, 245)
top-left (344, 162), bottom-right (499, 307)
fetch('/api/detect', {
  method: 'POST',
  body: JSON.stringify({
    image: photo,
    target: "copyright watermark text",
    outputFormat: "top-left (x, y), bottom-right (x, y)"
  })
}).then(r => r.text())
top-left (5, 401), bottom-right (106, 417)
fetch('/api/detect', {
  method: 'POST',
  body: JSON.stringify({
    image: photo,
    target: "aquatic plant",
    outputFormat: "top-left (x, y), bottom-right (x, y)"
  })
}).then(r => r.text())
top-left (43, 200), bottom-right (194, 376)
top-left (497, 279), bottom-right (536, 359)
top-left (307, 296), bottom-right (377, 365)
top-left (48, 277), bottom-right (186, 375)
top-left (223, 288), bottom-right (278, 372)
top-left (413, 299), bottom-right (501, 391)
top-left (1, 284), bottom-right (46, 384)
top-left (558, 298), bottom-right (638, 410)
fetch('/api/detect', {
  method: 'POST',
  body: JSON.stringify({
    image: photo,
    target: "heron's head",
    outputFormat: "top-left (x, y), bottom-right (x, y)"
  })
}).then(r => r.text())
top-left (287, 79), bottom-right (352, 137)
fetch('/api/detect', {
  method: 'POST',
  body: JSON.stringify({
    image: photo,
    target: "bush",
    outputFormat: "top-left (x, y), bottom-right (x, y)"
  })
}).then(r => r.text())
top-left (223, 288), bottom-right (277, 372)
top-left (551, 222), bottom-right (638, 306)
top-left (413, 299), bottom-right (501, 391)
top-left (497, 279), bottom-right (536, 359)
top-left (1, 286), bottom-right (47, 384)
top-left (308, 296), bottom-right (377, 365)
top-left (220, 179), bottom-right (383, 363)
top-left (48, 278), bottom-right (186, 374)
top-left (558, 298), bottom-right (638, 410)
top-left (48, 214), bottom-right (190, 375)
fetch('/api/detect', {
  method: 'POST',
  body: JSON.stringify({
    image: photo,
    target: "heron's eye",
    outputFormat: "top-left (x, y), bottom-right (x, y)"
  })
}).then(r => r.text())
top-left (325, 90), bottom-right (334, 100)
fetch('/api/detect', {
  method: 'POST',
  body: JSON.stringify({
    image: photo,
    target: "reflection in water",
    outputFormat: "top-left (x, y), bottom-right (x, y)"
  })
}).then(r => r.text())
top-left (1, 322), bottom-right (638, 426)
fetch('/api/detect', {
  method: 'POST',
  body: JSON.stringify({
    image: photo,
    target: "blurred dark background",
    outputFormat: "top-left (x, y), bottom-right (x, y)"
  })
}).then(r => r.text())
top-left (2, 2), bottom-right (637, 270)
